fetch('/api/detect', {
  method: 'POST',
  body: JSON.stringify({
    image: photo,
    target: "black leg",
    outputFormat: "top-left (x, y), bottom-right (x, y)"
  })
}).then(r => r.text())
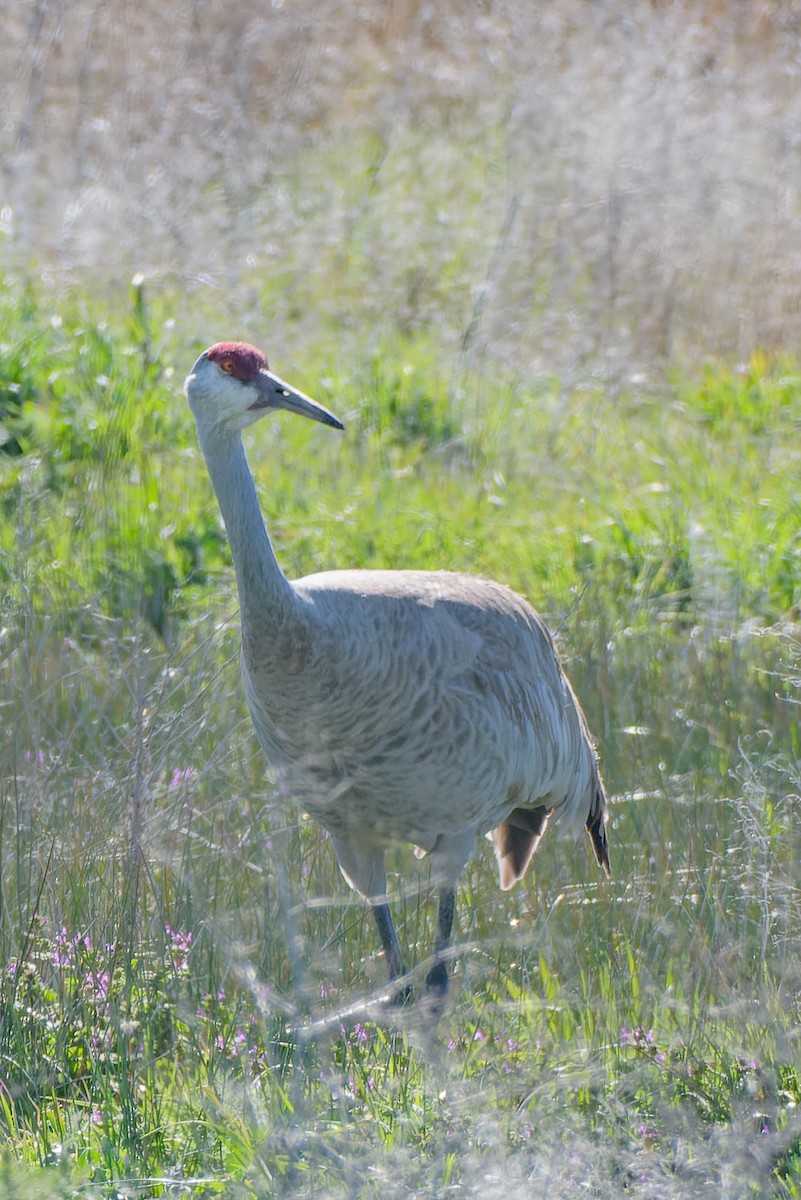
top-left (425, 887), bottom-right (456, 996)
top-left (372, 901), bottom-right (412, 1004)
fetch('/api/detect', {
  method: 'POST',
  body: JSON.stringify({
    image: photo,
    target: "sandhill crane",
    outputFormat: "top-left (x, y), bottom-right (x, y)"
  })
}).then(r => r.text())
top-left (185, 341), bottom-right (610, 1002)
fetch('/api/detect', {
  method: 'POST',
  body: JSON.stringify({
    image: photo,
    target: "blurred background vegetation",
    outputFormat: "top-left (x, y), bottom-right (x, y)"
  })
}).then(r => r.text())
top-left (5, 0), bottom-right (801, 375)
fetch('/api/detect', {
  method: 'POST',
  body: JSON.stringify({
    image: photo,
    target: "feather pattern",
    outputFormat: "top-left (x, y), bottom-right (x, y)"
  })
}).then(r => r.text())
top-left (241, 569), bottom-right (607, 879)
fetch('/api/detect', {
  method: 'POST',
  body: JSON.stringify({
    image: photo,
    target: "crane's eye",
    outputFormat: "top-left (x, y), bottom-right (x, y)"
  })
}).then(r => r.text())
top-left (219, 358), bottom-right (234, 374)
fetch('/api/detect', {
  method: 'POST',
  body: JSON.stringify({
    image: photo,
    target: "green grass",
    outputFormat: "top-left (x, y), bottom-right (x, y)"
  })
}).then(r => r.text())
top-left (2, 280), bottom-right (801, 1196)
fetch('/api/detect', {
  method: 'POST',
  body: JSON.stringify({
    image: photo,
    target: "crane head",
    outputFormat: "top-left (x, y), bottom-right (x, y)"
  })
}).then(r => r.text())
top-left (184, 342), bottom-right (344, 434)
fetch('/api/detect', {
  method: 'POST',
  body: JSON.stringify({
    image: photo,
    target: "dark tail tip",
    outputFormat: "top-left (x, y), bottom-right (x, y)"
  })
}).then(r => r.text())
top-left (586, 784), bottom-right (611, 877)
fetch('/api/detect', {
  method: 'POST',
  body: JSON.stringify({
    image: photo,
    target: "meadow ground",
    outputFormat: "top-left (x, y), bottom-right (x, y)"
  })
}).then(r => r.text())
top-left (3, 2), bottom-right (801, 1196)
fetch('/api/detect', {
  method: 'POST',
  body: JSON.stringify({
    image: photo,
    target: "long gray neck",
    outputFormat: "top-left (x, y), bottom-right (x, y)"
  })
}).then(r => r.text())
top-left (198, 427), bottom-right (297, 630)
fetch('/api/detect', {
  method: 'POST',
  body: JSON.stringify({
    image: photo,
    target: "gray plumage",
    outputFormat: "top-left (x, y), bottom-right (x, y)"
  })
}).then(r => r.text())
top-left (185, 341), bottom-right (610, 1000)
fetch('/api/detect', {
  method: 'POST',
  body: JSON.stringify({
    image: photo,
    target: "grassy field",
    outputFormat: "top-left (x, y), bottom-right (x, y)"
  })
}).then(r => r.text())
top-left (4, 1), bottom-right (801, 1195)
top-left (6, 0), bottom-right (801, 372)
top-left (1, 280), bottom-right (801, 1198)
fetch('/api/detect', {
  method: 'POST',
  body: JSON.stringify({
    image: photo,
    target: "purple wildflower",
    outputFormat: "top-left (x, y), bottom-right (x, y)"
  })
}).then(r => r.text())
top-left (85, 971), bottom-right (110, 1003)
top-left (54, 927), bottom-right (71, 967)
top-left (165, 925), bottom-right (192, 971)
top-left (168, 767), bottom-right (196, 789)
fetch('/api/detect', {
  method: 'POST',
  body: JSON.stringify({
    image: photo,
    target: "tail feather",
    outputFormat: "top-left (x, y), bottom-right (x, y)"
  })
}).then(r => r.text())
top-left (586, 777), bottom-right (611, 876)
top-left (492, 805), bottom-right (552, 891)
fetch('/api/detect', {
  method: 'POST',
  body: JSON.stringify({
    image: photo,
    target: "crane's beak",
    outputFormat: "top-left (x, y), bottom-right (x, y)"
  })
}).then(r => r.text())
top-left (250, 369), bottom-right (344, 430)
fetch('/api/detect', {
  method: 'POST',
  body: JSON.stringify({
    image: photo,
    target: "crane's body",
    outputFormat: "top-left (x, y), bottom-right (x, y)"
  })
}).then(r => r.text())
top-left (185, 342), bottom-right (609, 1000)
top-left (242, 567), bottom-right (603, 892)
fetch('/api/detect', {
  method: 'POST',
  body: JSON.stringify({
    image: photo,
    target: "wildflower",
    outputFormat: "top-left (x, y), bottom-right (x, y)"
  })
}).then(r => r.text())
top-left (54, 927), bottom-right (71, 967)
top-left (90, 1110), bottom-right (103, 1126)
top-left (168, 766), bottom-right (196, 789)
top-left (620, 1025), bottom-right (666, 1063)
top-left (473, 1028), bottom-right (486, 1043)
top-left (85, 971), bottom-right (110, 1003)
top-left (165, 925), bottom-right (192, 971)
